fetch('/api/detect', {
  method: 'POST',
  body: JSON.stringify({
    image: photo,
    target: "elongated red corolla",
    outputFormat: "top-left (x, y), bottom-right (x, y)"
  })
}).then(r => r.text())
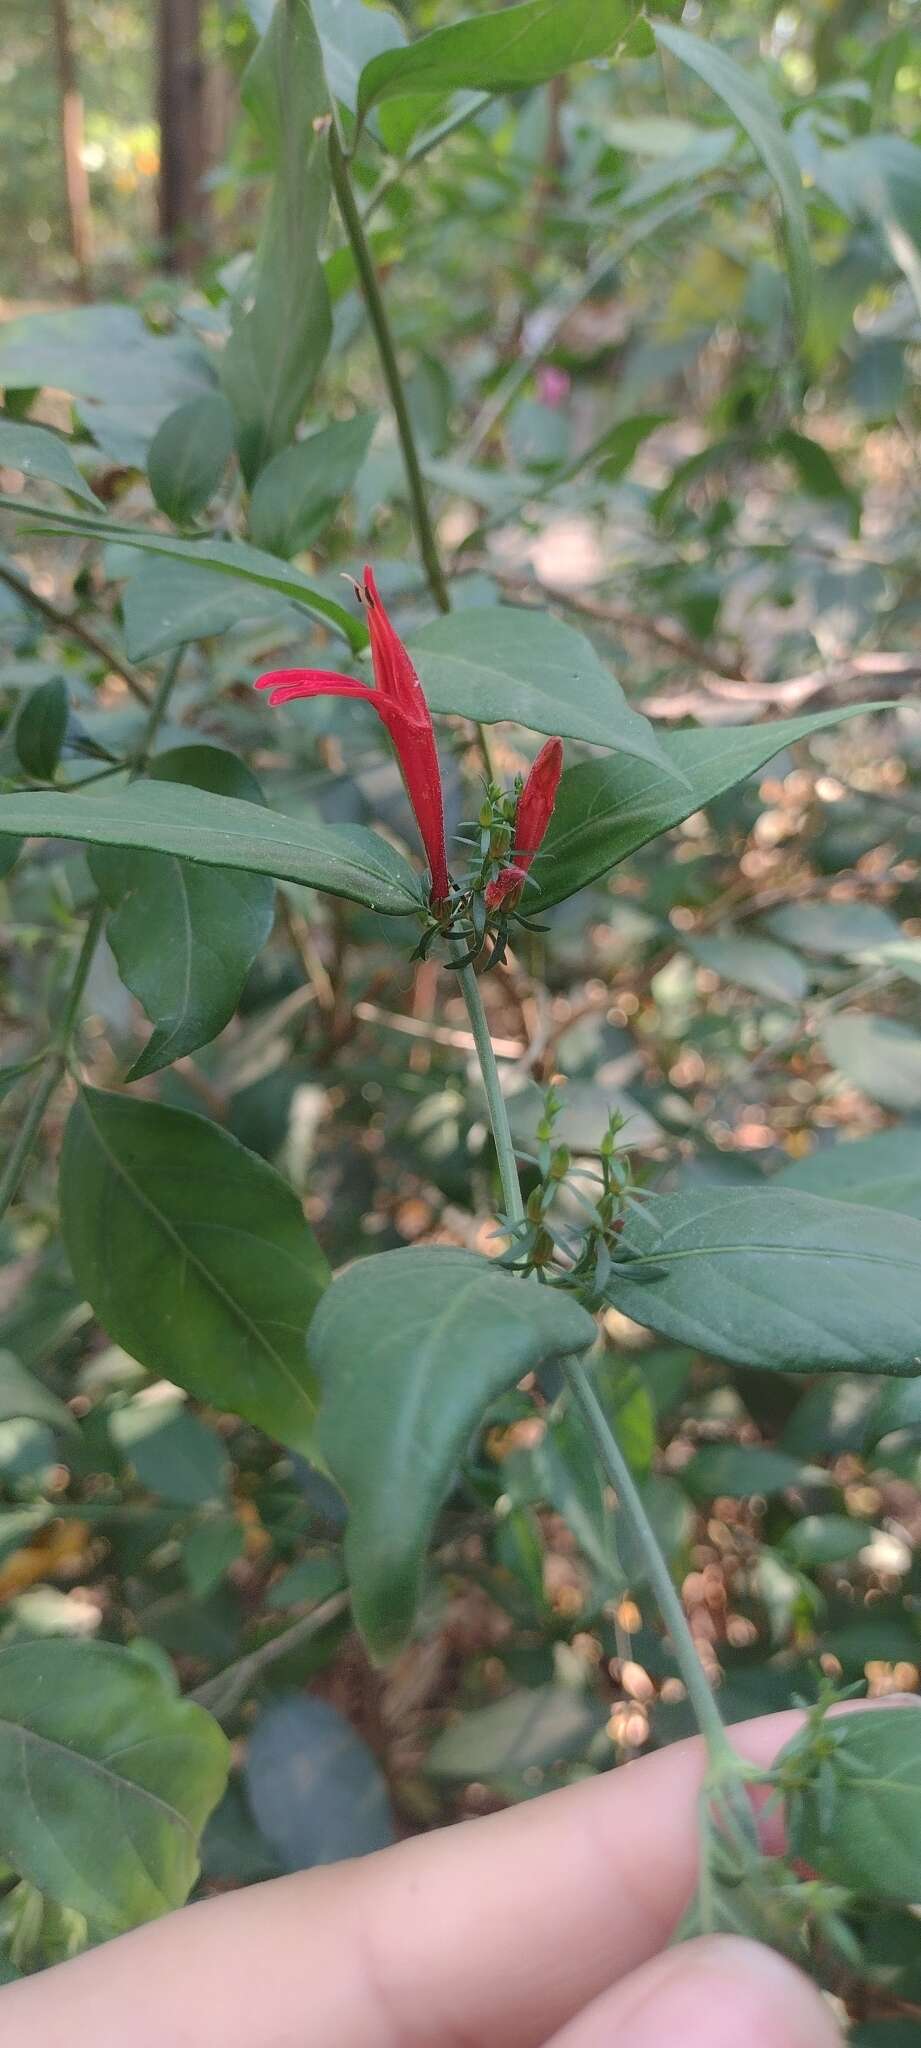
top-left (485, 736), bottom-right (563, 912)
top-left (255, 566), bottom-right (450, 905)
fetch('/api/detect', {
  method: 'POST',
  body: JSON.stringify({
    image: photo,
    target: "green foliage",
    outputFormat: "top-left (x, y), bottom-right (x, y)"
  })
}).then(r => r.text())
top-left (146, 395), bottom-right (237, 528)
top-left (0, 1640), bottom-right (228, 1932)
top-left (60, 1090), bottom-right (329, 1454)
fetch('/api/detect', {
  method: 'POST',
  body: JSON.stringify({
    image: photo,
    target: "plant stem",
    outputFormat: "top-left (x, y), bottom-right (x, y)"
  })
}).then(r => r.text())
top-left (458, 959), bottom-right (734, 1768)
top-left (361, 93), bottom-right (492, 226)
top-left (329, 127), bottom-right (496, 784)
top-left (0, 898), bottom-right (105, 1222)
top-left (0, 648), bottom-right (186, 1223)
top-left (191, 1591), bottom-right (350, 1719)
top-left (329, 126), bottom-right (450, 618)
top-left (0, 559), bottom-right (153, 706)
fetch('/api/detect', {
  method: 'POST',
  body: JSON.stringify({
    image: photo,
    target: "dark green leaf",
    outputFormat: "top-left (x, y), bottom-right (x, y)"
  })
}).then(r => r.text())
top-left (0, 421), bottom-right (102, 509)
top-left (110, 1395), bottom-right (230, 1506)
top-left (266, 1552), bottom-right (347, 1609)
top-left (784, 1707), bottom-right (921, 1903)
top-left (14, 679), bottom-right (69, 781)
top-left (89, 803), bottom-right (275, 1078)
top-left (682, 1443), bottom-right (803, 1499)
top-left (653, 20), bottom-right (811, 334)
top-left (0, 1639), bottom-right (229, 1931)
top-left (121, 556), bottom-right (298, 662)
top-left (0, 781), bottom-right (423, 914)
top-left (312, 1247), bottom-right (596, 1657)
top-left (248, 413), bottom-right (376, 558)
top-left (60, 1090), bottom-right (329, 1455)
top-left (610, 1189), bottom-right (921, 1374)
top-left (530, 705), bottom-right (897, 911)
top-left (146, 392), bottom-right (236, 525)
top-left (222, 0), bottom-right (332, 483)
top-left (821, 1014), bottom-right (921, 1113)
top-left (183, 1515), bottom-right (246, 1598)
top-left (426, 1684), bottom-right (605, 1780)
top-left (779, 1514), bottom-right (871, 1568)
top-left (774, 1128), bottom-right (921, 1222)
top-left (245, 1695), bottom-right (394, 1868)
top-left (358, 0), bottom-right (637, 122)
top-left (409, 607), bottom-right (675, 765)
top-left (773, 428), bottom-right (860, 533)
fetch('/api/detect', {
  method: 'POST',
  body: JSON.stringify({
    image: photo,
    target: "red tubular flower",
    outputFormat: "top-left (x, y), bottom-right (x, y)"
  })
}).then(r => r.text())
top-left (485, 736), bottom-right (563, 913)
top-left (254, 566), bottom-right (450, 905)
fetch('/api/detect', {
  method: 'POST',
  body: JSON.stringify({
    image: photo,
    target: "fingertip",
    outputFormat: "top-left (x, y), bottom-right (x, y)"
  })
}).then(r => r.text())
top-left (552, 1934), bottom-right (841, 2047)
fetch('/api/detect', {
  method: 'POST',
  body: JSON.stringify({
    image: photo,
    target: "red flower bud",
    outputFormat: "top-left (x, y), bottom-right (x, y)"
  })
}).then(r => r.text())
top-left (485, 736), bottom-right (563, 912)
top-left (254, 566), bottom-right (450, 906)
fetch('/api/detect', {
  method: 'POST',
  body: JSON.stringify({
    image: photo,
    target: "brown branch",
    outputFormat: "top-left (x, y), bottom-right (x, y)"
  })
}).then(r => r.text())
top-left (0, 560), bottom-right (152, 706)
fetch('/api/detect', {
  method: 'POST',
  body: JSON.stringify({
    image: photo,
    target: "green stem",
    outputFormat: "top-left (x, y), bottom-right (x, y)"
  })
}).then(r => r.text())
top-left (329, 126), bottom-right (450, 618)
top-left (0, 649), bottom-right (186, 1223)
top-left (362, 93), bottom-right (492, 226)
top-left (457, 960), bottom-right (734, 1768)
top-left (0, 898), bottom-right (105, 1222)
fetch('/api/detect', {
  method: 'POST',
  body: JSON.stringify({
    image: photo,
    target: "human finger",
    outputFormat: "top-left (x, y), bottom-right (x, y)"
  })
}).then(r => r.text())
top-left (544, 1935), bottom-right (841, 2048)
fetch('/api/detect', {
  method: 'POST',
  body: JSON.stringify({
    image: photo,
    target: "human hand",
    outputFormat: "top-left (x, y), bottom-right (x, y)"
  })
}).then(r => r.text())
top-left (1, 1708), bottom-right (851, 2047)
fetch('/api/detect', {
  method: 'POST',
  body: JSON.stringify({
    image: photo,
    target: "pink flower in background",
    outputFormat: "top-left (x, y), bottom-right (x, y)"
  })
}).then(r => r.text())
top-left (536, 365), bottom-right (571, 409)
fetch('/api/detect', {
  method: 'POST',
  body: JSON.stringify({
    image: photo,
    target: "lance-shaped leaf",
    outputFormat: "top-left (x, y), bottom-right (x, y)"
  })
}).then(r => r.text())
top-left (222, 0), bottom-right (332, 483)
top-left (312, 1247), bottom-right (596, 1658)
top-left (782, 1707), bottom-right (921, 1904)
top-left (409, 606), bottom-right (674, 765)
top-left (0, 420), bottom-right (103, 509)
top-left (0, 780), bottom-right (423, 914)
top-left (0, 496), bottom-right (365, 651)
top-left (61, 1090), bottom-right (329, 1455)
top-left (89, 750), bottom-right (276, 1079)
top-left (529, 704), bottom-right (900, 910)
top-left (654, 20), bottom-right (811, 335)
top-left (774, 1127), bottom-right (921, 1223)
top-left (0, 1638), bottom-right (229, 1932)
top-left (358, 0), bottom-right (639, 123)
top-left (608, 1189), bottom-right (921, 1375)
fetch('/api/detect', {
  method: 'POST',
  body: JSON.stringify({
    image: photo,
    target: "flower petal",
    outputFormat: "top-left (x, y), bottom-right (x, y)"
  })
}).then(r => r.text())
top-left (254, 668), bottom-right (375, 708)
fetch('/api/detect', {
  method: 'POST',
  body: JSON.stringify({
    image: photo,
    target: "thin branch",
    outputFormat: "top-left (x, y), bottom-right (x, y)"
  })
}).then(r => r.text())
top-left (0, 559), bottom-right (153, 706)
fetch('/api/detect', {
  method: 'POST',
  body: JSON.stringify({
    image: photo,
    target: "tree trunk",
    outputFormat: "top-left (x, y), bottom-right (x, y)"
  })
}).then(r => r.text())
top-left (51, 0), bottom-right (93, 297)
top-left (157, 0), bottom-right (206, 273)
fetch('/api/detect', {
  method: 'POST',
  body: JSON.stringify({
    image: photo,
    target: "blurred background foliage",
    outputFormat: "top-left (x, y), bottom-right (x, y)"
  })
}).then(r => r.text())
top-left (0, 0), bottom-right (920, 2021)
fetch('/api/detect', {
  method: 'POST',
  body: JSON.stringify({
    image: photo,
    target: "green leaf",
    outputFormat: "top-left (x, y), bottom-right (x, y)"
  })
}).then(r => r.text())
top-left (311, 0), bottom-right (406, 113)
top-left (773, 428), bottom-right (860, 533)
top-left (783, 1707), bottom-right (921, 1904)
top-left (763, 900), bottom-right (902, 957)
top-left (14, 679), bottom-right (69, 781)
top-left (245, 1694), bottom-right (395, 1868)
top-left (0, 781), bottom-right (423, 915)
top-left (110, 1395), bottom-right (230, 1507)
top-left (60, 1089), bottom-right (329, 1455)
top-left (312, 1247), bottom-right (596, 1658)
top-left (821, 1013), bottom-right (921, 1113)
top-left (358, 0), bottom-right (637, 123)
top-left (774, 1128), bottom-right (921, 1223)
top-left (529, 705), bottom-right (897, 911)
top-left (0, 421), bottom-right (102, 509)
top-left (779, 1514), bottom-right (871, 1568)
top-left (146, 392), bottom-right (236, 526)
top-left (121, 556), bottom-right (299, 662)
top-left (89, 753), bottom-right (275, 1076)
top-left (0, 305), bottom-right (215, 467)
top-left (682, 1443), bottom-right (803, 1500)
top-left (183, 1515), bottom-right (246, 1598)
top-left (685, 931), bottom-right (808, 1005)
top-left (653, 20), bottom-right (811, 334)
top-left (222, 0), bottom-right (332, 483)
top-left (266, 1551), bottom-right (347, 1609)
top-left (581, 410), bottom-right (670, 483)
top-left (409, 607), bottom-right (675, 766)
top-left (0, 501), bottom-right (366, 651)
top-left (0, 1638), bottom-right (229, 1931)
top-left (426, 1683), bottom-right (605, 1781)
top-left (0, 1352), bottom-right (75, 1435)
top-left (610, 1189), bottom-right (921, 1374)
top-left (248, 413), bottom-right (376, 558)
